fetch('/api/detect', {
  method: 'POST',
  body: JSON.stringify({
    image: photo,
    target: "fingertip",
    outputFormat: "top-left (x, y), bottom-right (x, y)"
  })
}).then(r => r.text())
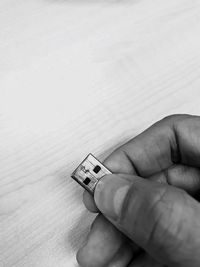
top-left (94, 174), bottom-right (131, 221)
top-left (107, 241), bottom-right (134, 267)
top-left (103, 150), bottom-right (136, 174)
top-left (76, 246), bottom-right (89, 267)
top-left (76, 248), bottom-right (83, 266)
top-left (77, 214), bottom-right (127, 267)
top-left (83, 190), bottom-right (99, 213)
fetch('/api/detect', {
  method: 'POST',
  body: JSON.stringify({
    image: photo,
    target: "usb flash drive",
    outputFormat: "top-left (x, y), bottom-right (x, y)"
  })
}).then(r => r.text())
top-left (71, 154), bottom-right (112, 195)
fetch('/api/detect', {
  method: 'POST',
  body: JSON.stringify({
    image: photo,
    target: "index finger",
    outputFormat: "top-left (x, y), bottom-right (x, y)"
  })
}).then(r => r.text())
top-left (84, 114), bottom-right (200, 211)
top-left (107, 114), bottom-right (200, 176)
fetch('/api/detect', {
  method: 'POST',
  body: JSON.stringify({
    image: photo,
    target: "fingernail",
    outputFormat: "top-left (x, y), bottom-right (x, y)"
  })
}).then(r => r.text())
top-left (94, 174), bottom-right (130, 221)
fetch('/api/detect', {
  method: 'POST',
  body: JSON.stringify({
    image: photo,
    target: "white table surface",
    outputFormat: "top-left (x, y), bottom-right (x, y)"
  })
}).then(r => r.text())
top-left (1, 1), bottom-right (200, 266)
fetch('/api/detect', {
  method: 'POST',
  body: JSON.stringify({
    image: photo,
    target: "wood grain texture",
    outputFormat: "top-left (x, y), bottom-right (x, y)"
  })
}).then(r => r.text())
top-left (0, 0), bottom-right (200, 266)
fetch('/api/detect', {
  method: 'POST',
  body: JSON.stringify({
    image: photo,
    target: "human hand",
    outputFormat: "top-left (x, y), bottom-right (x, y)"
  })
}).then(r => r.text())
top-left (77, 114), bottom-right (200, 267)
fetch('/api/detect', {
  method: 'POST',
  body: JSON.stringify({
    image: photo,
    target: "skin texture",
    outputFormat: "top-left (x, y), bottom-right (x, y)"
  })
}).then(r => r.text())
top-left (76, 114), bottom-right (200, 267)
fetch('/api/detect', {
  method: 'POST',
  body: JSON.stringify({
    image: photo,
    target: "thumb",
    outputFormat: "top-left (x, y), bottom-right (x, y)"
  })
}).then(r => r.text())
top-left (94, 174), bottom-right (200, 267)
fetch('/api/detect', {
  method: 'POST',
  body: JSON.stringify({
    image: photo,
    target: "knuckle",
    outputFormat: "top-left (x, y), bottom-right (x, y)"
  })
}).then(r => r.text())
top-left (146, 187), bottom-right (187, 254)
top-left (118, 179), bottom-right (190, 261)
top-left (176, 114), bottom-right (200, 132)
top-left (161, 114), bottom-right (191, 124)
top-left (162, 114), bottom-right (179, 122)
